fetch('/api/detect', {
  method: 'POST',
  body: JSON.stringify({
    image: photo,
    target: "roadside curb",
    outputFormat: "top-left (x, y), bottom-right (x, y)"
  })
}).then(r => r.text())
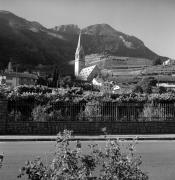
top-left (1, 136), bottom-right (175, 141)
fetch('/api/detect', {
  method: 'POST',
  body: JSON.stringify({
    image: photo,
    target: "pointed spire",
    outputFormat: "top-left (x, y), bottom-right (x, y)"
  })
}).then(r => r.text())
top-left (8, 61), bottom-right (13, 72)
top-left (76, 30), bottom-right (83, 54)
top-left (77, 30), bottom-right (81, 49)
top-left (74, 30), bottom-right (85, 77)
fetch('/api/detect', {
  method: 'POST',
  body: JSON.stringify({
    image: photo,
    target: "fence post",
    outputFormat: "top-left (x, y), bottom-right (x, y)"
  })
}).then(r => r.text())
top-left (0, 98), bottom-right (8, 135)
top-left (115, 103), bottom-right (119, 121)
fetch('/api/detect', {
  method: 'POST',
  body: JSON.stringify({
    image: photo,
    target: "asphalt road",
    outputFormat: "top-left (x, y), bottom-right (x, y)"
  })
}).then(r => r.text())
top-left (1, 140), bottom-right (175, 180)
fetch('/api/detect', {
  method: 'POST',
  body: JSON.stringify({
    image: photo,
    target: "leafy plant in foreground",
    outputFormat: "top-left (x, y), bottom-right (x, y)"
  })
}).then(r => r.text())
top-left (18, 130), bottom-right (148, 180)
top-left (0, 152), bottom-right (4, 169)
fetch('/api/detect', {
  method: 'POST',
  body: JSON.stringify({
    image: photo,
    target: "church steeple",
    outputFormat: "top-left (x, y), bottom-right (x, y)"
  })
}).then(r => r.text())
top-left (75, 31), bottom-right (85, 77)
top-left (76, 31), bottom-right (82, 53)
top-left (7, 61), bottom-right (13, 72)
top-left (75, 31), bottom-right (84, 60)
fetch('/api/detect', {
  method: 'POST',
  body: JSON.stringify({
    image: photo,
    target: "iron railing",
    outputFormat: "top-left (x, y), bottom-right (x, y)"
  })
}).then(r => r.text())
top-left (7, 101), bottom-right (175, 122)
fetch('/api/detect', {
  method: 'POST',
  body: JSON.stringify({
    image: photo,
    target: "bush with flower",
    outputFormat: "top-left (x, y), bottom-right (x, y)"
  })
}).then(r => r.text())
top-left (18, 130), bottom-right (148, 180)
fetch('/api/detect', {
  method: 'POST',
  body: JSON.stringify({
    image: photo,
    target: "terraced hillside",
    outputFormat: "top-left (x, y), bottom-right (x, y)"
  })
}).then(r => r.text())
top-left (86, 54), bottom-right (152, 68)
top-left (141, 65), bottom-right (175, 76)
top-left (85, 53), bottom-right (152, 76)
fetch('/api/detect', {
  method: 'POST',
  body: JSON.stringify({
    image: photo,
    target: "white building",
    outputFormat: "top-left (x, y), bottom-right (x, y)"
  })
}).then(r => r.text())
top-left (157, 83), bottom-right (175, 89)
top-left (4, 72), bottom-right (38, 87)
top-left (92, 78), bottom-right (103, 86)
top-left (74, 32), bottom-right (99, 81)
top-left (163, 59), bottom-right (175, 66)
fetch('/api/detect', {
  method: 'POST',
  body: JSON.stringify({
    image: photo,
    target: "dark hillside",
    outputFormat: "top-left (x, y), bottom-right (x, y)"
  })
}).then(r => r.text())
top-left (0, 11), bottom-right (164, 74)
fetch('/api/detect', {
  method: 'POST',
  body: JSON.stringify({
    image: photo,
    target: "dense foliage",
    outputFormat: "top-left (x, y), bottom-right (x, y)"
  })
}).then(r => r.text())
top-left (136, 77), bottom-right (157, 94)
top-left (152, 57), bottom-right (163, 66)
top-left (18, 130), bottom-right (148, 180)
top-left (7, 85), bottom-right (175, 104)
top-left (3, 85), bottom-right (175, 122)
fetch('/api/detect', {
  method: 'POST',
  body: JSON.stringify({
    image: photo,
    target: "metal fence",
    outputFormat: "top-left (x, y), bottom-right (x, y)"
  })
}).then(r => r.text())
top-left (7, 101), bottom-right (175, 122)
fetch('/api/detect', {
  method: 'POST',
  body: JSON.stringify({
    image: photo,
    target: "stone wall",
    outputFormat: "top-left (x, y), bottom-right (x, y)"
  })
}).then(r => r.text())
top-left (4, 121), bottom-right (175, 135)
top-left (0, 99), bottom-right (7, 134)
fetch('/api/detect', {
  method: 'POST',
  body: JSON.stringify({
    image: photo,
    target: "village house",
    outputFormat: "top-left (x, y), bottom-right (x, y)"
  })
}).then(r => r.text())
top-left (163, 59), bottom-right (175, 66)
top-left (1, 62), bottom-right (38, 87)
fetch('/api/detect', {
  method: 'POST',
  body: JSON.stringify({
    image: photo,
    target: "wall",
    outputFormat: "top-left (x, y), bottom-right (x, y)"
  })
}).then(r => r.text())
top-left (2, 99), bottom-right (175, 135)
top-left (0, 99), bottom-right (7, 134)
top-left (4, 121), bottom-right (175, 135)
top-left (6, 77), bottom-right (19, 87)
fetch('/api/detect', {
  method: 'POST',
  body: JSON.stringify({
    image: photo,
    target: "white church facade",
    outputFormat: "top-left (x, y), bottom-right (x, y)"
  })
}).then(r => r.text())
top-left (74, 32), bottom-right (99, 81)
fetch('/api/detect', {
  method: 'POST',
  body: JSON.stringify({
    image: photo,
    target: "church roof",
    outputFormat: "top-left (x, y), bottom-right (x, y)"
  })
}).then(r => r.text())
top-left (79, 65), bottom-right (98, 81)
top-left (4, 72), bottom-right (38, 79)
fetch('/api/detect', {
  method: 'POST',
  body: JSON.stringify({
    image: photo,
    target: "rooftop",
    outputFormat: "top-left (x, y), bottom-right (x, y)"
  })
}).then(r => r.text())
top-left (4, 72), bottom-right (38, 79)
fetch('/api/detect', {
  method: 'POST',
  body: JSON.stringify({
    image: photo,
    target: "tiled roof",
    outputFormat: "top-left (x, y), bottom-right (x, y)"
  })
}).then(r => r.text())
top-left (79, 65), bottom-right (97, 80)
top-left (4, 72), bottom-right (38, 79)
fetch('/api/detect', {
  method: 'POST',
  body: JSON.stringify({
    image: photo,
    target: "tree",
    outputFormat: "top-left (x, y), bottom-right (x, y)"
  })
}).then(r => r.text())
top-left (145, 85), bottom-right (152, 94)
top-left (52, 67), bottom-right (59, 87)
top-left (138, 77), bottom-right (157, 94)
top-left (153, 57), bottom-right (162, 66)
top-left (132, 85), bottom-right (143, 93)
top-left (157, 86), bottom-right (167, 94)
top-left (37, 77), bottom-right (48, 86)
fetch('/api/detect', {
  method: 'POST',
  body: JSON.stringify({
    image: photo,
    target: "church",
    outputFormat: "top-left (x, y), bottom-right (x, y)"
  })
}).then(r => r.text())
top-left (74, 32), bottom-right (99, 81)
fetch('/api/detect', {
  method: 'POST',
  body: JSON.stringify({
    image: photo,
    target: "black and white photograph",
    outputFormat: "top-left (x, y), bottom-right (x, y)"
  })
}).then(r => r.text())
top-left (0, 0), bottom-right (175, 179)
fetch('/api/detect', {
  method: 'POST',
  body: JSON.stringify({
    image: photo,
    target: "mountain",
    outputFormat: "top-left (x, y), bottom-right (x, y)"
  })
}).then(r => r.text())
top-left (0, 10), bottom-right (77, 73)
top-left (0, 11), bottom-right (163, 74)
top-left (0, 10), bottom-right (48, 32)
top-left (81, 24), bottom-right (158, 59)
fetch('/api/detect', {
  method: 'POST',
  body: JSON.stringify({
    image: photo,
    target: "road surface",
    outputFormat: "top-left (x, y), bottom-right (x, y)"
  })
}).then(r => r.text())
top-left (1, 140), bottom-right (175, 180)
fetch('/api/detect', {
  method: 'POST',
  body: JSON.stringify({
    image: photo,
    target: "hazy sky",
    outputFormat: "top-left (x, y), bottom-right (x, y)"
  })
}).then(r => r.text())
top-left (0, 0), bottom-right (175, 58)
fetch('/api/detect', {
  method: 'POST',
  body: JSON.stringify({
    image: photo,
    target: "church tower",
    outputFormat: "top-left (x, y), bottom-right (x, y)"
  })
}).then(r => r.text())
top-left (74, 32), bottom-right (85, 77)
top-left (7, 61), bottom-right (13, 72)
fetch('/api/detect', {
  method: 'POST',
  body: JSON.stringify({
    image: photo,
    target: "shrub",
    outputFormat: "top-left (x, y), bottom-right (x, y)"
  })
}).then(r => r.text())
top-left (32, 105), bottom-right (49, 122)
top-left (48, 110), bottom-right (64, 121)
top-left (0, 160), bottom-right (2, 169)
top-left (140, 103), bottom-right (174, 121)
top-left (140, 103), bottom-right (158, 121)
top-left (13, 85), bottom-right (52, 94)
top-left (32, 105), bottom-right (65, 122)
top-left (153, 57), bottom-right (162, 66)
top-left (18, 130), bottom-right (148, 180)
top-left (8, 110), bottom-right (22, 121)
top-left (157, 86), bottom-right (167, 94)
top-left (78, 100), bottom-right (102, 121)
top-left (145, 85), bottom-right (152, 94)
top-left (0, 152), bottom-right (4, 169)
top-left (132, 85), bottom-right (143, 94)
top-left (138, 77), bottom-right (157, 94)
